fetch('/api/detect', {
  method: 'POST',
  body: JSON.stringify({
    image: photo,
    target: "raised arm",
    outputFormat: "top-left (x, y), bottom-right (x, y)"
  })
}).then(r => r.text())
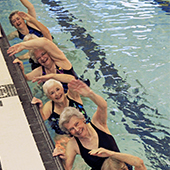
top-left (32, 74), bottom-right (81, 102)
top-left (20, 0), bottom-right (36, 18)
top-left (68, 80), bottom-right (107, 126)
top-left (32, 73), bottom-right (75, 84)
top-left (18, 12), bottom-right (52, 41)
top-left (7, 37), bottom-right (72, 68)
top-left (89, 148), bottom-right (147, 170)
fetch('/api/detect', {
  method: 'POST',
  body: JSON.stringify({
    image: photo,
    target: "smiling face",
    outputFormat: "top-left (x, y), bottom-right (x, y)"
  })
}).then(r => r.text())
top-left (47, 83), bottom-right (64, 103)
top-left (64, 116), bottom-right (86, 138)
top-left (11, 13), bottom-right (25, 29)
top-left (34, 49), bottom-right (52, 66)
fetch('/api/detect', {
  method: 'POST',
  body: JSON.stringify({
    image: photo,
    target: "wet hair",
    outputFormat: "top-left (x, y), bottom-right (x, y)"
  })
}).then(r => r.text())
top-left (23, 34), bottom-right (39, 63)
top-left (43, 79), bottom-right (63, 96)
top-left (101, 157), bottom-right (127, 170)
top-left (28, 48), bottom-right (39, 63)
top-left (23, 34), bottom-right (39, 41)
top-left (59, 107), bottom-right (84, 134)
top-left (9, 11), bottom-right (19, 26)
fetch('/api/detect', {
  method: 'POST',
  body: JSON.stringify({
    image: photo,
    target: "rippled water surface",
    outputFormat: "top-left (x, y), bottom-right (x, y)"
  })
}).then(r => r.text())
top-left (1, 0), bottom-right (170, 169)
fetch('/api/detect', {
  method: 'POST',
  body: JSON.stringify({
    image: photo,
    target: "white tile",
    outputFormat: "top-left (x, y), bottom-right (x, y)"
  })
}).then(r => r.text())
top-left (0, 96), bottom-right (46, 170)
top-left (0, 49), bottom-right (13, 85)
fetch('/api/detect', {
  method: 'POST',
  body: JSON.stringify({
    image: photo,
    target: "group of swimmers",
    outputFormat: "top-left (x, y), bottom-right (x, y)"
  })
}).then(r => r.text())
top-left (6, 0), bottom-right (147, 169)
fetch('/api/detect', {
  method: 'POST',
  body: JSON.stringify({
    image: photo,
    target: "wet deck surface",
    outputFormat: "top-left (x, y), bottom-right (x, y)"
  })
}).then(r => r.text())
top-left (0, 24), bottom-right (64, 170)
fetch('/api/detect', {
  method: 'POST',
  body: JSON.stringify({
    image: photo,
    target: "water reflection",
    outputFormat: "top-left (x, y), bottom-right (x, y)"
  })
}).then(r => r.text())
top-left (41, 0), bottom-right (170, 169)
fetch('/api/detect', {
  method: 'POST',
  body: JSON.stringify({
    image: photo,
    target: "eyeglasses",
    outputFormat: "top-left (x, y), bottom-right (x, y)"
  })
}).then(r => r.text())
top-left (11, 17), bottom-right (21, 24)
top-left (36, 51), bottom-right (47, 61)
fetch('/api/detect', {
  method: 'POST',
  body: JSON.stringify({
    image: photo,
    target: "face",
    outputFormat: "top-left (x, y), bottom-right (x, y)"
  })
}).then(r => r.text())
top-left (64, 116), bottom-right (86, 138)
top-left (34, 49), bottom-right (51, 66)
top-left (47, 83), bottom-right (64, 102)
top-left (11, 13), bottom-right (25, 29)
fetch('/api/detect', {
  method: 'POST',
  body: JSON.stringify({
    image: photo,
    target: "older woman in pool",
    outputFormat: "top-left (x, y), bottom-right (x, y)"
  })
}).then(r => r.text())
top-left (53, 79), bottom-right (135, 170)
top-left (31, 75), bottom-right (90, 159)
top-left (8, 0), bottom-right (52, 41)
top-left (31, 74), bottom-right (90, 134)
top-left (7, 0), bottom-right (53, 69)
top-left (7, 37), bottom-right (79, 92)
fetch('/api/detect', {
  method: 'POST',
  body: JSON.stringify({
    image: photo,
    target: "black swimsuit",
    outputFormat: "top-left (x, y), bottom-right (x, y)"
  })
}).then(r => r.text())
top-left (75, 122), bottom-right (132, 170)
top-left (42, 65), bottom-right (78, 93)
top-left (18, 25), bottom-right (44, 40)
top-left (48, 96), bottom-right (91, 134)
top-left (18, 24), bottom-right (53, 70)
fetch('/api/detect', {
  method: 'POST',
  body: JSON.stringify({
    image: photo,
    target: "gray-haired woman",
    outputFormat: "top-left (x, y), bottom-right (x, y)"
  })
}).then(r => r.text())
top-left (7, 37), bottom-right (79, 92)
top-left (31, 75), bottom-right (90, 159)
top-left (54, 79), bottom-right (136, 170)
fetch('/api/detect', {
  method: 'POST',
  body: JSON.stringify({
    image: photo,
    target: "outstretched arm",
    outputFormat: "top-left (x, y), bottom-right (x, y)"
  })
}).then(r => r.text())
top-left (20, 0), bottom-right (36, 18)
top-left (32, 73), bottom-right (75, 84)
top-left (18, 12), bottom-right (52, 41)
top-left (68, 79), bottom-right (107, 126)
top-left (7, 37), bottom-right (71, 69)
top-left (7, 38), bottom-right (45, 56)
top-left (89, 148), bottom-right (147, 170)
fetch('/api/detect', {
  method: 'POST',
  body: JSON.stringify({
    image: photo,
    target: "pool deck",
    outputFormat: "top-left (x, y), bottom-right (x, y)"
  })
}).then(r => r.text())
top-left (0, 24), bottom-right (64, 170)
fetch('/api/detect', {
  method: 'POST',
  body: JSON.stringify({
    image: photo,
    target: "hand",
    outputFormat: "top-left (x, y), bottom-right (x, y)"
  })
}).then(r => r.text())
top-left (88, 148), bottom-right (113, 158)
top-left (53, 145), bottom-right (66, 159)
top-left (18, 11), bottom-right (32, 22)
top-left (68, 79), bottom-right (92, 97)
top-left (7, 43), bottom-right (24, 56)
top-left (31, 97), bottom-right (43, 108)
top-left (13, 58), bottom-right (24, 71)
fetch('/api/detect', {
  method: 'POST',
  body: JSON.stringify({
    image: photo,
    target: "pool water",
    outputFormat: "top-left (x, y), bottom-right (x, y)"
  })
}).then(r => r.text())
top-left (1, 0), bottom-right (170, 169)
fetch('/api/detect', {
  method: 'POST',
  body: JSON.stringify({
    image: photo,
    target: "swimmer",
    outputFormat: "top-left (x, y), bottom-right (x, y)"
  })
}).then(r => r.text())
top-left (7, 0), bottom-right (52, 41)
top-left (31, 75), bottom-right (90, 134)
top-left (7, 37), bottom-right (79, 92)
top-left (7, 0), bottom-right (53, 69)
top-left (54, 79), bottom-right (133, 170)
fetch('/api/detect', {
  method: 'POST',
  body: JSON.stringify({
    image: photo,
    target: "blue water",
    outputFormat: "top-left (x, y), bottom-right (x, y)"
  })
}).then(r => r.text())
top-left (1, 0), bottom-right (170, 169)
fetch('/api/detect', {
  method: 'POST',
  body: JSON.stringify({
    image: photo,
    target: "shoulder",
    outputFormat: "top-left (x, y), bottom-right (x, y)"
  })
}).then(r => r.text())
top-left (43, 100), bottom-right (52, 108)
top-left (67, 92), bottom-right (82, 105)
top-left (31, 66), bottom-right (43, 74)
top-left (42, 101), bottom-right (53, 119)
top-left (91, 119), bottom-right (111, 135)
top-left (7, 30), bottom-right (19, 40)
top-left (67, 137), bottom-right (79, 154)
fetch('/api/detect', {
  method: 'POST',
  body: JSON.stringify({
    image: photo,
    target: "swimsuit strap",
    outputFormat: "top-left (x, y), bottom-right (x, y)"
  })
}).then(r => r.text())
top-left (42, 66), bottom-right (46, 75)
top-left (52, 101), bottom-right (55, 113)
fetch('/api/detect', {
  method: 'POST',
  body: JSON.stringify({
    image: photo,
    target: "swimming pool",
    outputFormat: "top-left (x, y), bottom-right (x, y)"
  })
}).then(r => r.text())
top-left (1, 0), bottom-right (170, 169)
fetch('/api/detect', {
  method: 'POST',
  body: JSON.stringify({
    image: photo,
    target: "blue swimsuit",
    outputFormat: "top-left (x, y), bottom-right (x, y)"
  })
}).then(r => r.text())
top-left (18, 24), bottom-right (53, 70)
top-left (17, 25), bottom-right (43, 40)
top-left (48, 96), bottom-right (91, 134)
